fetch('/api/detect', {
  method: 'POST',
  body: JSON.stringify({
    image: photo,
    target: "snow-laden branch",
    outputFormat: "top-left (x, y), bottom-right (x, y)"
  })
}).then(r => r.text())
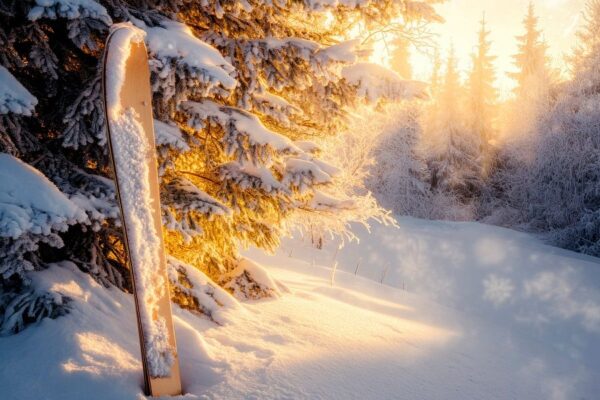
top-left (219, 161), bottom-right (287, 196)
top-left (136, 19), bottom-right (237, 100)
top-left (162, 177), bottom-right (232, 241)
top-left (28, 0), bottom-right (112, 25)
top-left (181, 100), bottom-right (301, 163)
top-left (0, 66), bottom-right (38, 116)
top-left (154, 120), bottom-right (190, 152)
top-left (0, 154), bottom-right (88, 240)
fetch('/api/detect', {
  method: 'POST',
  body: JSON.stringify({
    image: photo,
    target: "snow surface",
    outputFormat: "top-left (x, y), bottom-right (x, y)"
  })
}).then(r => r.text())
top-left (0, 66), bottom-right (38, 116)
top-left (0, 154), bottom-right (87, 239)
top-left (223, 258), bottom-right (286, 300)
top-left (167, 257), bottom-right (240, 325)
top-left (1, 219), bottom-right (599, 399)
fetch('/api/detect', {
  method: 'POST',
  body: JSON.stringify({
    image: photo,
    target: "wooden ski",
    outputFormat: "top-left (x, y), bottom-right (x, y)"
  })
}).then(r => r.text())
top-left (103, 24), bottom-right (182, 397)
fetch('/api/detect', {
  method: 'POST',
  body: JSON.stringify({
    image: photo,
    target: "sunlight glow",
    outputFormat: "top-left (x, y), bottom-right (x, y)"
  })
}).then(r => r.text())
top-left (62, 332), bottom-right (138, 375)
top-left (431, 0), bottom-right (586, 96)
top-left (368, 35), bottom-right (393, 69)
top-left (366, 1), bottom-right (587, 98)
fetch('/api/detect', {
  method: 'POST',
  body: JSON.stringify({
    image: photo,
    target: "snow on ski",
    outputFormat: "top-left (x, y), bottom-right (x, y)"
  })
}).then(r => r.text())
top-left (103, 23), bottom-right (182, 397)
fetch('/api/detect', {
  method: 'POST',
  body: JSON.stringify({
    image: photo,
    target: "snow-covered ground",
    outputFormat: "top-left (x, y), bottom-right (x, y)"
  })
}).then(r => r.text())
top-left (1, 218), bottom-right (599, 399)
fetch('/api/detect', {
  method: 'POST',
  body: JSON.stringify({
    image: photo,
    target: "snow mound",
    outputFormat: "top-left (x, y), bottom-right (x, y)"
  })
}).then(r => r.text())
top-left (0, 66), bottom-right (38, 116)
top-left (27, 0), bottom-right (112, 25)
top-left (342, 62), bottom-right (429, 103)
top-left (168, 256), bottom-right (240, 325)
top-left (222, 258), bottom-right (286, 300)
top-left (0, 261), bottom-right (223, 399)
top-left (0, 154), bottom-right (87, 239)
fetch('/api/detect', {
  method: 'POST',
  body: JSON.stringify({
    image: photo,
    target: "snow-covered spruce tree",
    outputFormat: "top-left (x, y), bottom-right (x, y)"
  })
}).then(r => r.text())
top-left (482, 3), bottom-right (555, 226)
top-left (0, 1), bottom-right (122, 335)
top-left (505, 0), bottom-right (600, 255)
top-left (364, 103), bottom-right (433, 218)
top-left (503, 1), bottom-right (553, 142)
top-left (509, 2), bottom-right (551, 98)
top-left (149, 1), bottom-right (441, 285)
top-left (467, 16), bottom-right (497, 168)
top-left (0, 0), bottom-right (442, 332)
top-left (0, 65), bottom-right (75, 335)
top-left (423, 46), bottom-right (482, 202)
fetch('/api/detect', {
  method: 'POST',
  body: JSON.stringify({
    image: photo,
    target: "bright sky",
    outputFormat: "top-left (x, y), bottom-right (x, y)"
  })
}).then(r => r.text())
top-left (371, 0), bottom-right (588, 98)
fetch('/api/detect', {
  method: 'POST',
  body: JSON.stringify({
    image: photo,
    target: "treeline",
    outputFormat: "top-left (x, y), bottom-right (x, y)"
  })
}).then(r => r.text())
top-left (368, 1), bottom-right (600, 257)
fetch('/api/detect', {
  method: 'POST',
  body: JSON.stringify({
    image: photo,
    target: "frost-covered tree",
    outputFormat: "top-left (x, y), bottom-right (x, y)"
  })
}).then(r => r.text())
top-left (0, 0), bottom-right (442, 333)
top-left (423, 46), bottom-right (482, 200)
top-left (481, 3), bottom-right (554, 222)
top-left (505, 1), bottom-right (554, 143)
top-left (365, 103), bottom-right (434, 218)
top-left (467, 15), bottom-right (497, 163)
top-left (503, 0), bottom-right (600, 256)
top-left (510, 2), bottom-right (551, 97)
top-left (571, 0), bottom-right (600, 77)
